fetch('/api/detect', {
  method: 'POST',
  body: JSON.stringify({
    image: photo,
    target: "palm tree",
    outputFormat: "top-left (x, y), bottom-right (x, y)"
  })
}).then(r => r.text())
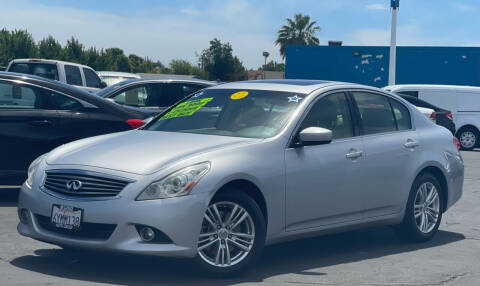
top-left (275, 13), bottom-right (321, 59)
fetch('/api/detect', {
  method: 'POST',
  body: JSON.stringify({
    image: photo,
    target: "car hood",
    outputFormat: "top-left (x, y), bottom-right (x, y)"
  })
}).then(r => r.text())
top-left (46, 130), bottom-right (258, 175)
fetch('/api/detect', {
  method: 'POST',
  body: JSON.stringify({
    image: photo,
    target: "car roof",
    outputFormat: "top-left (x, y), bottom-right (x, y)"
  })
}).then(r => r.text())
top-left (97, 71), bottom-right (141, 78)
top-left (95, 77), bottom-right (218, 97)
top-left (384, 84), bottom-right (480, 92)
top-left (208, 79), bottom-right (358, 94)
top-left (9, 58), bottom-right (95, 70)
top-left (0, 71), bottom-right (151, 117)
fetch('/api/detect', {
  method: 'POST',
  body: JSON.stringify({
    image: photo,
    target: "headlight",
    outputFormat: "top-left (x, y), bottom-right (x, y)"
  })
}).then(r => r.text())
top-left (25, 153), bottom-right (47, 189)
top-left (136, 162), bottom-right (210, 201)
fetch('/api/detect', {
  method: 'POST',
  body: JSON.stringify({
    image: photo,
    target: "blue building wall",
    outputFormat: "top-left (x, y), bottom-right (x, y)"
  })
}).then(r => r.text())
top-left (285, 46), bottom-right (480, 87)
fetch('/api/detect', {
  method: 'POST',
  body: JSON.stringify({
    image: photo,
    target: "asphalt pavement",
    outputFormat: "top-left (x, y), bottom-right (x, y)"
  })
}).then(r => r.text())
top-left (1, 150), bottom-right (479, 286)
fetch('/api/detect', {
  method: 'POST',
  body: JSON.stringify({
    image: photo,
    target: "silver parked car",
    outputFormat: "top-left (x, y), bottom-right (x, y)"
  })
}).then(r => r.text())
top-left (18, 80), bottom-right (464, 275)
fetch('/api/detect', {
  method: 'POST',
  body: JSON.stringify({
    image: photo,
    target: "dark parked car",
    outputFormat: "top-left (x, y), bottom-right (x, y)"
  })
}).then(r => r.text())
top-left (396, 93), bottom-right (456, 135)
top-left (97, 78), bottom-right (217, 112)
top-left (0, 72), bottom-right (155, 186)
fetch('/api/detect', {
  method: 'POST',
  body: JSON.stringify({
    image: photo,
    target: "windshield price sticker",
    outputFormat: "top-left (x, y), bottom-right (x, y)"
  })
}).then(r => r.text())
top-left (160, 97), bottom-right (213, 120)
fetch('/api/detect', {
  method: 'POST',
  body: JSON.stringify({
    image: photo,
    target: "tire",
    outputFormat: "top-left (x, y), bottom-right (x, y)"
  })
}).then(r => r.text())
top-left (194, 190), bottom-right (266, 276)
top-left (457, 126), bottom-right (479, 151)
top-left (395, 173), bottom-right (443, 242)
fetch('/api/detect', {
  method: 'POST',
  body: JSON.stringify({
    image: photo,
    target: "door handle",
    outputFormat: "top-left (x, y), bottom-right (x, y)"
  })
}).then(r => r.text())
top-left (404, 139), bottom-right (419, 149)
top-left (345, 149), bottom-right (363, 159)
top-left (29, 120), bottom-right (51, 126)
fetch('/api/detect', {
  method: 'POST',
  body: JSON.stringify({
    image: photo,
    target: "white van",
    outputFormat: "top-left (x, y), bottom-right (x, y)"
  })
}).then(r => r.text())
top-left (384, 84), bottom-right (480, 150)
top-left (7, 59), bottom-right (106, 93)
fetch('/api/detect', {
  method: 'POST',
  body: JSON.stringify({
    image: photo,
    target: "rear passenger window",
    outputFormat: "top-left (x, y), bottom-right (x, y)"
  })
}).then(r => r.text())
top-left (110, 85), bottom-right (150, 107)
top-left (65, 65), bottom-right (83, 86)
top-left (390, 99), bottom-right (412, 130)
top-left (83, 68), bottom-right (101, 88)
top-left (0, 81), bottom-right (41, 109)
top-left (300, 92), bottom-right (354, 139)
top-left (47, 91), bottom-right (82, 110)
top-left (352, 92), bottom-right (396, 135)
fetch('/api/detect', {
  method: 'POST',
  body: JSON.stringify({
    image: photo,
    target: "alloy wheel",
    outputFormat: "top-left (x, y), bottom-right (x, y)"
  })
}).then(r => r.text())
top-left (414, 182), bottom-right (440, 234)
top-left (197, 201), bottom-right (255, 267)
top-left (459, 131), bottom-right (476, 149)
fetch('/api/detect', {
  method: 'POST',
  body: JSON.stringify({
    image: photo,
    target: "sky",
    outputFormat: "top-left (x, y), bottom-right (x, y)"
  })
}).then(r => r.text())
top-left (1, 0), bottom-right (479, 69)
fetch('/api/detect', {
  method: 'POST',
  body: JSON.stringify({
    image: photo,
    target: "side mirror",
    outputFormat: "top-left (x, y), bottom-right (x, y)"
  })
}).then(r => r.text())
top-left (298, 127), bottom-right (332, 146)
top-left (99, 81), bottom-right (108, 89)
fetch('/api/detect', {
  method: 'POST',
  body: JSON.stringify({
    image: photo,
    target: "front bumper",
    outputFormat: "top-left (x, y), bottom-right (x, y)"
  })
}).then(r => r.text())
top-left (17, 183), bottom-right (210, 258)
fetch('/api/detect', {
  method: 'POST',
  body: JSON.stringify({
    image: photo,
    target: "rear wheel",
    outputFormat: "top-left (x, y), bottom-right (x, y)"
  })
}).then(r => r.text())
top-left (457, 126), bottom-right (479, 151)
top-left (395, 173), bottom-right (443, 242)
top-left (194, 191), bottom-right (266, 276)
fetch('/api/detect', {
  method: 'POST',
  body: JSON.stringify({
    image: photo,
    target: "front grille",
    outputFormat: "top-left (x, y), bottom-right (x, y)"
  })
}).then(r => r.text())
top-left (43, 170), bottom-right (132, 197)
top-left (35, 214), bottom-right (116, 240)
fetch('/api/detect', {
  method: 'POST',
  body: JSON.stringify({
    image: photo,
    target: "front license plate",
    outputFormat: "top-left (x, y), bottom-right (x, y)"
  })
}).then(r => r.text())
top-left (51, 204), bottom-right (83, 230)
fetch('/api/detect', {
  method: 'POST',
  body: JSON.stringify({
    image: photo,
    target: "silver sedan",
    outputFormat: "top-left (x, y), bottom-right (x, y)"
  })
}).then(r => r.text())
top-left (17, 80), bottom-right (464, 275)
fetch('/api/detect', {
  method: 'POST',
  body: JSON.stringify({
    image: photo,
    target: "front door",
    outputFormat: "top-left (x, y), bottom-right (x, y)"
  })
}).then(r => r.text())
top-left (285, 92), bottom-right (366, 231)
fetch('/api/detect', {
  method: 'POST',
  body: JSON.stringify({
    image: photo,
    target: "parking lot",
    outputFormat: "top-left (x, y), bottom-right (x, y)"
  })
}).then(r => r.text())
top-left (0, 150), bottom-right (477, 286)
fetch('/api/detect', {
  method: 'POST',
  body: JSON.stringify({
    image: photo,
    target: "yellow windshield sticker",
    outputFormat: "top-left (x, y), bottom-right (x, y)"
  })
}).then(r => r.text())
top-left (230, 91), bottom-right (248, 100)
top-left (159, 97), bottom-right (213, 120)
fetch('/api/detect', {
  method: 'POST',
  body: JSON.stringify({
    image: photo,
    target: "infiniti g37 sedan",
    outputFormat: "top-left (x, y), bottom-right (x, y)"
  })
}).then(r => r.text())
top-left (18, 80), bottom-right (464, 275)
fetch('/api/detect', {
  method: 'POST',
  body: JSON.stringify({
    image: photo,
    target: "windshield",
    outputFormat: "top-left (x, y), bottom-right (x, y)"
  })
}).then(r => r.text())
top-left (146, 89), bottom-right (306, 138)
top-left (9, 62), bottom-right (59, 81)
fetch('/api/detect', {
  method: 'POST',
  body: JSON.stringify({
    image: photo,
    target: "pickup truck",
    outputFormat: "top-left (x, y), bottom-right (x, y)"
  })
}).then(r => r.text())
top-left (6, 59), bottom-right (106, 92)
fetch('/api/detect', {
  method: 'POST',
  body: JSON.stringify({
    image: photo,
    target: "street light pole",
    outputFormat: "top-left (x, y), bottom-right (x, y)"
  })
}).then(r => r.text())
top-left (388, 0), bottom-right (399, 85)
top-left (262, 51), bottom-right (269, 80)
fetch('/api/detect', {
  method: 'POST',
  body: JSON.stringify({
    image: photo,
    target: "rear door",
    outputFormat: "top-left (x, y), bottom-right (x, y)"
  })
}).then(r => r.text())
top-left (0, 80), bottom-right (64, 185)
top-left (351, 90), bottom-right (418, 218)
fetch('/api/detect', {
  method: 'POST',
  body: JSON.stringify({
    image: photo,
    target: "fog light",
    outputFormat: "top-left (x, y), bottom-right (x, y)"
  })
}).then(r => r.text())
top-left (139, 227), bottom-right (155, 242)
top-left (18, 208), bottom-right (30, 224)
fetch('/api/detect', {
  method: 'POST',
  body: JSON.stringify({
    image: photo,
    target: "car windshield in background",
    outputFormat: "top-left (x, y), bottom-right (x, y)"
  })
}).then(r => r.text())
top-left (9, 63), bottom-right (59, 81)
top-left (102, 76), bottom-right (134, 86)
top-left (146, 89), bottom-right (306, 139)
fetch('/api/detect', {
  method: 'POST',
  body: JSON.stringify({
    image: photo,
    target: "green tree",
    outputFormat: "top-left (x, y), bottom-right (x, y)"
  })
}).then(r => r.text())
top-left (169, 59), bottom-right (193, 75)
top-left (10, 29), bottom-right (37, 60)
top-left (0, 29), bottom-right (13, 66)
top-left (275, 13), bottom-right (320, 59)
top-left (232, 56), bottom-right (247, 81)
top-left (260, 60), bottom-right (285, 72)
top-left (63, 37), bottom-right (84, 63)
top-left (128, 54), bottom-right (144, 73)
top-left (199, 38), bottom-right (246, 81)
top-left (83, 47), bottom-right (101, 70)
top-left (38, 35), bottom-right (62, 59)
top-left (103, 48), bottom-right (131, 72)
top-left (191, 66), bottom-right (209, 80)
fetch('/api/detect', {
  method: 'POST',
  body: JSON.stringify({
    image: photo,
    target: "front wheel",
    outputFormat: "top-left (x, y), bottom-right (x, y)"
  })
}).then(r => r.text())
top-left (194, 191), bottom-right (266, 275)
top-left (395, 173), bottom-right (443, 242)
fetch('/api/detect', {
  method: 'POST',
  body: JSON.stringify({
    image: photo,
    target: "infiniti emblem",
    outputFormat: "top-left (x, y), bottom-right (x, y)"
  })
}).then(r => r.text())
top-left (66, 180), bottom-right (83, 191)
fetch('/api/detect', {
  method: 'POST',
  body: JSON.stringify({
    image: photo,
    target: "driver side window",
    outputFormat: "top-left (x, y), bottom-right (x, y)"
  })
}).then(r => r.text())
top-left (300, 92), bottom-right (354, 140)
